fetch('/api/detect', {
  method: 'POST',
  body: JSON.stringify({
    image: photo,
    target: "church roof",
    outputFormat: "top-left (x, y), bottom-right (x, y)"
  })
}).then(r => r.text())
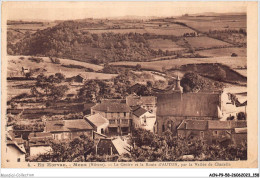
top-left (156, 92), bottom-right (220, 118)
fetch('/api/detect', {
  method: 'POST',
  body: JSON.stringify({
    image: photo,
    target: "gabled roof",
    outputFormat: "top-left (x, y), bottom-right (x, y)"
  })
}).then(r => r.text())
top-left (92, 102), bottom-right (131, 113)
top-left (85, 113), bottom-right (109, 127)
top-left (132, 107), bottom-right (148, 117)
top-left (126, 94), bottom-right (156, 107)
top-left (112, 138), bottom-right (130, 155)
top-left (6, 134), bottom-right (26, 154)
top-left (97, 138), bottom-right (131, 155)
top-left (177, 120), bottom-right (208, 130)
top-left (45, 119), bottom-right (93, 133)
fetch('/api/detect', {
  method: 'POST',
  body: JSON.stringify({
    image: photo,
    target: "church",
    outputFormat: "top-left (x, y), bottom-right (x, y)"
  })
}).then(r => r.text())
top-left (155, 75), bottom-right (223, 135)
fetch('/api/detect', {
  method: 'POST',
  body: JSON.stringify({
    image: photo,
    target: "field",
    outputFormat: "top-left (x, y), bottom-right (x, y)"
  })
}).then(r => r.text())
top-left (82, 23), bottom-right (195, 36)
top-left (7, 55), bottom-right (108, 78)
top-left (110, 56), bottom-right (246, 72)
top-left (185, 36), bottom-right (231, 49)
top-left (198, 47), bottom-right (246, 57)
top-left (175, 14), bottom-right (246, 32)
top-left (148, 39), bottom-right (184, 51)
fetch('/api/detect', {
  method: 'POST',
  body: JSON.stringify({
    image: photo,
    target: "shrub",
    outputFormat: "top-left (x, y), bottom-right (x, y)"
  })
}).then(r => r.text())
top-left (19, 57), bottom-right (25, 60)
top-left (231, 53), bottom-right (238, 57)
top-left (28, 57), bottom-right (43, 63)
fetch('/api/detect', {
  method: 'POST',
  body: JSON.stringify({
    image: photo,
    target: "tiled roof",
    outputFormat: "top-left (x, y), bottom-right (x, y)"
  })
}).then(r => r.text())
top-left (45, 119), bottom-right (93, 133)
top-left (29, 137), bottom-right (51, 147)
top-left (208, 121), bottom-right (232, 129)
top-left (157, 92), bottom-right (220, 117)
top-left (178, 120), bottom-right (208, 130)
top-left (92, 102), bottom-right (131, 113)
top-left (112, 138), bottom-right (130, 155)
top-left (126, 95), bottom-right (156, 107)
top-left (133, 107), bottom-right (148, 117)
top-left (85, 113), bottom-right (109, 127)
top-left (178, 120), bottom-right (246, 131)
top-left (28, 132), bottom-right (52, 140)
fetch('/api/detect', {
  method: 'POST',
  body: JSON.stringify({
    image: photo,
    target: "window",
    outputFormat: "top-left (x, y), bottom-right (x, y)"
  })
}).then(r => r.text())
top-left (200, 131), bottom-right (204, 138)
top-left (124, 112), bottom-right (126, 117)
top-left (17, 158), bottom-right (20, 162)
top-left (122, 119), bottom-right (128, 124)
top-left (143, 116), bottom-right (147, 125)
top-left (109, 120), bottom-right (116, 124)
top-left (162, 125), bottom-right (165, 132)
top-left (213, 130), bottom-right (218, 136)
top-left (101, 129), bottom-right (104, 134)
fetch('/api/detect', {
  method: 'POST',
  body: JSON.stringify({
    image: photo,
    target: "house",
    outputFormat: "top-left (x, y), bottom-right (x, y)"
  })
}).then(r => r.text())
top-left (6, 134), bottom-right (26, 162)
top-left (28, 132), bottom-right (53, 157)
top-left (84, 113), bottom-right (109, 135)
top-left (155, 77), bottom-right (223, 135)
top-left (91, 100), bottom-right (131, 135)
top-left (126, 94), bottom-right (157, 114)
top-left (45, 119), bottom-right (94, 140)
top-left (96, 137), bottom-right (130, 155)
top-left (177, 120), bottom-right (247, 145)
top-left (132, 107), bottom-right (156, 133)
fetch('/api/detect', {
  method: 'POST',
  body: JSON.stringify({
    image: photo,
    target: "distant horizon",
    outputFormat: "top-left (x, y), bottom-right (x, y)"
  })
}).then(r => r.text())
top-left (7, 11), bottom-right (247, 22)
top-left (3, 1), bottom-right (247, 21)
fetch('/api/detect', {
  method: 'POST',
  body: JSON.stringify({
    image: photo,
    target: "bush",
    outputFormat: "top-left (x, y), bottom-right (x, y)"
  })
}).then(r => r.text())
top-left (28, 57), bottom-right (43, 63)
top-left (231, 53), bottom-right (238, 57)
top-left (19, 57), bottom-right (25, 60)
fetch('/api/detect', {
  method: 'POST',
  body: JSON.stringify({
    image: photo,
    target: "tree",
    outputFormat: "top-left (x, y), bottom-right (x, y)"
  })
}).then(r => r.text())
top-left (29, 134), bottom-right (94, 162)
top-left (237, 112), bottom-right (246, 120)
top-left (215, 67), bottom-right (226, 81)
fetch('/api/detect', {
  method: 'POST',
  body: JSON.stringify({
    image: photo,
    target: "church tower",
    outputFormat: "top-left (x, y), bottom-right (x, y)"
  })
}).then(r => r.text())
top-left (175, 74), bottom-right (183, 93)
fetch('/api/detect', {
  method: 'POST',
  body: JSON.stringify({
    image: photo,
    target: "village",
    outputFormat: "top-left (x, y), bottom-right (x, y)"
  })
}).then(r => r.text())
top-left (5, 70), bottom-right (247, 162)
top-left (4, 11), bottom-right (248, 163)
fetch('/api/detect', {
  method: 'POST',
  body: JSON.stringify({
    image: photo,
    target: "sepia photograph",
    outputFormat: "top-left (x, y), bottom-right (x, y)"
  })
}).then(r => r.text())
top-left (1, 1), bottom-right (258, 173)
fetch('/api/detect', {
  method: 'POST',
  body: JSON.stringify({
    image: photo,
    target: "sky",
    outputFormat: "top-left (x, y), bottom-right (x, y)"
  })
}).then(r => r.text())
top-left (3, 1), bottom-right (247, 21)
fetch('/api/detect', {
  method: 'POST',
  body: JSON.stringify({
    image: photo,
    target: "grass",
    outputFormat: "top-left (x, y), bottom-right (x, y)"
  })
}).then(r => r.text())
top-left (148, 39), bottom-right (184, 51)
top-left (197, 47), bottom-right (246, 57)
top-left (82, 23), bottom-right (195, 36)
top-left (185, 36), bottom-right (231, 49)
top-left (110, 56), bottom-right (246, 72)
top-left (175, 15), bottom-right (246, 32)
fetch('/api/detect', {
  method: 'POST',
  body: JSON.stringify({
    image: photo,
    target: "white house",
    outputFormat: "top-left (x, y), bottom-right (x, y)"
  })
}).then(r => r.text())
top-left (132, 107), bottom-right (156, 133)
top-left (28, 132), bottom-right (53, 157)
top-left (6, 134), bottom-right (26, 162)
top-left (84, 113), bottom-right (109, 135)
